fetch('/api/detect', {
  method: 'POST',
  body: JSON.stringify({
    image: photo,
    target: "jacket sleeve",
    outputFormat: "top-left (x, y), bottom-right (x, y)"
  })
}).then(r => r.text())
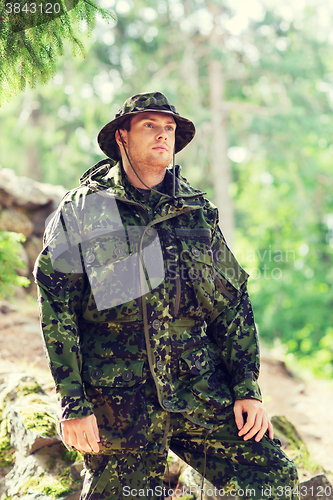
top-left (34, 204), bottom-right (94, 421)
top-left (206, 226), bottom-right (262, 402)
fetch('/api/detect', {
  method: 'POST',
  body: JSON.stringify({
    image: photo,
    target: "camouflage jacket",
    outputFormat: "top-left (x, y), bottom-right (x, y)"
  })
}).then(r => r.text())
top-left (34, 161), bottom-right (262, 446)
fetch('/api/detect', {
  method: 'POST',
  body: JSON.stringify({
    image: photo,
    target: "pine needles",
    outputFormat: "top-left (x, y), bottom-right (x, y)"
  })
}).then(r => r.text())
top-left (0, 0), bottom-right (115, 105)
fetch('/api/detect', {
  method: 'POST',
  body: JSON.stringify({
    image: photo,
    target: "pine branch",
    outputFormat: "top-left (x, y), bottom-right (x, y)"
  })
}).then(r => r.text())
top-left (0, 0), bottom-right (115, 105)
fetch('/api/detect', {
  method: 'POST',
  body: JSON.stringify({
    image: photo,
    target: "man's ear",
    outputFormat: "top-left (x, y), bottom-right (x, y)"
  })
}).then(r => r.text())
top-left (115, 129), bottom-right (127, 149)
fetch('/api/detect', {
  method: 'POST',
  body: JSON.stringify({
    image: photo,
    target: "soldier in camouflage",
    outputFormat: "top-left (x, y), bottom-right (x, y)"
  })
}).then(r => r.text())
top-left (34, 92), bottom-right (299, 499)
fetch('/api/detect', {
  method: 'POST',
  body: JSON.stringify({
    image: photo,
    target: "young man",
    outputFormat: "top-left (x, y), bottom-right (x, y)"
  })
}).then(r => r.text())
top-left (34, 92), bottom-right (299, 499)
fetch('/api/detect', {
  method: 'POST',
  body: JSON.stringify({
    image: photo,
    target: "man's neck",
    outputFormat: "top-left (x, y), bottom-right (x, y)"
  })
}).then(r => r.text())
top-left (122, 161), bottom-right (166, 189)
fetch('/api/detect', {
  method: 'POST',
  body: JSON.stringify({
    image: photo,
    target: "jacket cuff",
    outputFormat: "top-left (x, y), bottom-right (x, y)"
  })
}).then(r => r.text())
top-left (57, 385), bottom-right (93, 421)
top-left (60, 395), bottom-right (94, 421)
top-left (233, 375), bottom-right (262, 401)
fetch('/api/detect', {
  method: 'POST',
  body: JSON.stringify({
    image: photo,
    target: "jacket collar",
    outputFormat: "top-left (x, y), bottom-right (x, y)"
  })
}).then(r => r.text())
top-left (79, 160), bottom-right (205, 205)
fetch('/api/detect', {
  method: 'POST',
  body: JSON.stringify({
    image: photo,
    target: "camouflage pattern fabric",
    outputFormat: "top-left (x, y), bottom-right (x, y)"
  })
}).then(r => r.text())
top-left (79, 386), bottom-right (299, 500)
top-left (34, 161), bottom-right (261, 427)
top-left (97, 92), bottom-right (196, 160)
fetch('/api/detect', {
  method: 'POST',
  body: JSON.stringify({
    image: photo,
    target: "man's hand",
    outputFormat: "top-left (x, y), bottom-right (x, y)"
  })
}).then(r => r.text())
top-left (233, 399), bottom-right (274, 442)
top-left (61, 414), bottom-right (100, 453)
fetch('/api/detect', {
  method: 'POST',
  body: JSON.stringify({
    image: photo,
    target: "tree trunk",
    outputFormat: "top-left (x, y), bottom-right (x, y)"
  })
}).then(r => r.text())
top-left (208, 10), bottom-right (235, 249)
top-left (26, 108), bottom-right (41, 181)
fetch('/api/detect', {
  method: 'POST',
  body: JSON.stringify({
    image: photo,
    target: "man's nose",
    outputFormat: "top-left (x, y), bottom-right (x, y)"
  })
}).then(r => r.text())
top-left (156, 127), bottom-right (168, 140)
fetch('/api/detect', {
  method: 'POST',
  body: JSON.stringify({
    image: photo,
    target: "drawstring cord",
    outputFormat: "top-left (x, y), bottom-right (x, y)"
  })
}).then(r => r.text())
top-left (118, 129), bottom-right (177, 199)
top-left (201, 429), bottom-right (210, 500)
top-left (159, 412), bottom-right (171, 455)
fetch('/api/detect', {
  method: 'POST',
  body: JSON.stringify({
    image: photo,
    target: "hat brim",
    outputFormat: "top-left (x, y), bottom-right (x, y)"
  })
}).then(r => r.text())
top-left (97, 109), bottom-right (195, 161)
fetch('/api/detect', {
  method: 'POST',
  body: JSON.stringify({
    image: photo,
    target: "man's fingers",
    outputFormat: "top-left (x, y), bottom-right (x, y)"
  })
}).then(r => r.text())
top-left (84, 426), bottom-right (100, 453)
top-left (254, 417), bottom-right (267, 442)
top-left (238, 411), bottom-right (255, 436)
top-left (233, 404), bottom-right (244, 431)
top-left (268, 419), bottom-right (274, 440)
top-left (234, 399), bottom-right (274, 443)
top-left (240, 414), bottom-right (260, 440)
top-left (91, 414), bottom-right (101, 443)
top-left (60, 414), bottom-right (100, 453)
top-left (74, 432), bottom-right (93, 453)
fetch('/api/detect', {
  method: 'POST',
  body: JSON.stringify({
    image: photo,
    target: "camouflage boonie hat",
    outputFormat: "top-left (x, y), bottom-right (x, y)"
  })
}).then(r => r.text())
top-left (98, 91), bottom-right (196, 161)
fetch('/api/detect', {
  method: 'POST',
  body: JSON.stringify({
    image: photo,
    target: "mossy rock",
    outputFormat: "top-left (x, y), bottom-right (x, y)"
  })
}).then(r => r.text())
top-left (9, 393), bottom-right (60, 457)
top-left (0, 417), bottom-right (15, 468)
top-left (20, 467), bottom-right (82, 499)
top-left (4, 443), bottom-right (84, 499)
top-left (18, 405), bottom-right (57, 438)
top-left (0, 374), bottom-right (45, 411)
top-left (271, 416), bottom-right (320, 472)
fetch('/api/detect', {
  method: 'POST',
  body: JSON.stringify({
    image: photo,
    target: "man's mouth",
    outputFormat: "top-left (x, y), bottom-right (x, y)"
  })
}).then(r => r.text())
top-left (153, 146), bottom-right (168, 151)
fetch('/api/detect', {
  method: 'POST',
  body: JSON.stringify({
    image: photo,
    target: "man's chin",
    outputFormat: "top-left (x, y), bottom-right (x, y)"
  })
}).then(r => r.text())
top-left (147, 157), bottom-right (172, 170)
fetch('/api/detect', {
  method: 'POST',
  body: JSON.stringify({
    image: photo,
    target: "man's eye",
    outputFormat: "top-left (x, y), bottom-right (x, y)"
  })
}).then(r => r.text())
top-left (145, 123), bottom-right (153, 128)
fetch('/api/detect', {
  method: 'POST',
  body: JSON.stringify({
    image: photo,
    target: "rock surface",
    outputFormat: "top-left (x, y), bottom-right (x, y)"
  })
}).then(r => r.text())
top-left (0, 168), bottom-right (66, 210)
top-left (299, 475), bottom-right (333, 500)
top-left (0, 168), bottom-right (67, 285)
top-left (0, 373), bottom-right (83, 499)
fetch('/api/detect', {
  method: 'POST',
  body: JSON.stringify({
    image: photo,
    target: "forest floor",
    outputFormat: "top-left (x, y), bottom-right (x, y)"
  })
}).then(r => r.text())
top-left (0, 298), bottom-right (333, 485)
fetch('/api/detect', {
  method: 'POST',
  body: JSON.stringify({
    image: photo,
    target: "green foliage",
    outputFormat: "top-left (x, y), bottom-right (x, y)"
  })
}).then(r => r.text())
top-left (0, 231), bottom-right (30, 299)
top-left (0, 0), bottom-right (115, 104)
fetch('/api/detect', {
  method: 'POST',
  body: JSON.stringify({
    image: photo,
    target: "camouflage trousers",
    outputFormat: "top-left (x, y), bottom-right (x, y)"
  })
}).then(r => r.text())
top-left (80, 403), bottom-right (299, 500)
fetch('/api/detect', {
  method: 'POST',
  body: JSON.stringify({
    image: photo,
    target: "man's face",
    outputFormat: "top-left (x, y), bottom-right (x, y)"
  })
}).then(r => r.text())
top-left (120, 111), bottom-right (176, 173)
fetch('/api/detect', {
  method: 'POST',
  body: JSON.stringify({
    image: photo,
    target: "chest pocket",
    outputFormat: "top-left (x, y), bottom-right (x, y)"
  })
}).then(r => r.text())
top-left (175, 228), bottom-right (215, 316)
top-left (81, 229), bottom-right (136, 311)
top-left (212, 240), bottom-right (249, 301)
top-left (81, 226), bottom-right (164, 312)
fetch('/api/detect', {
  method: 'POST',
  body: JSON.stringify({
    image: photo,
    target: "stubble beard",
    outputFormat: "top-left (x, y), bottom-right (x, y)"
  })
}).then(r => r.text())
top-left (126, 141), bottom-right (172, 178)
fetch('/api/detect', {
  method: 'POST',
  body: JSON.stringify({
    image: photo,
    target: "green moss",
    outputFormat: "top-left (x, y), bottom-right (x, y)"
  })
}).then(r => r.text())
top-left (271, 416), bottom-right (321, 473)
top-left (21, 467), bottom-right (81, 499)
top-left (19, 407), bottom-right (57, 437)
top-left (61, 449), bottom-right (83, 465)
top-left (19, 381), bottom-right (44, 396)
top-left (0, 419), bottom-right (15, 468)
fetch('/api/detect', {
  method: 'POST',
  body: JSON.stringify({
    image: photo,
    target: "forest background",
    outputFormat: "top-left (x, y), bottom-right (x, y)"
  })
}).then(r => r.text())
top-left (0, 0), bottom-right (333, 378)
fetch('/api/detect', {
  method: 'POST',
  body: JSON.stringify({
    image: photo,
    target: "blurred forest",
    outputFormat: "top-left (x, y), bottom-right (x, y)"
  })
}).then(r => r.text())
top-left (0, 0), bottom-right (332, 377)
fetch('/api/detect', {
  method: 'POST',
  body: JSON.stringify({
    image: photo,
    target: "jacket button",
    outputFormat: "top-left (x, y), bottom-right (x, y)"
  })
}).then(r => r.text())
top-left (91, 368), bottom-right (102, 379)
top-left (191, 247), bottom-right (200, 258)
top-left (195, 360), bottom-right (202, 371)
top-left (122, 370), bottom-right (133, 381)
top-left (162, 400), bottom-right (171, 409)
top-left (86, 252), bottom-right (95, 264)
top-left (146, 228), bottom-right (154, 236)
top-left (114, 247), bottom-right (125, 257)
top-left (156, 360), bottom-right (164, 371)
top-left (152, 319), bottom-right (161, 330)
